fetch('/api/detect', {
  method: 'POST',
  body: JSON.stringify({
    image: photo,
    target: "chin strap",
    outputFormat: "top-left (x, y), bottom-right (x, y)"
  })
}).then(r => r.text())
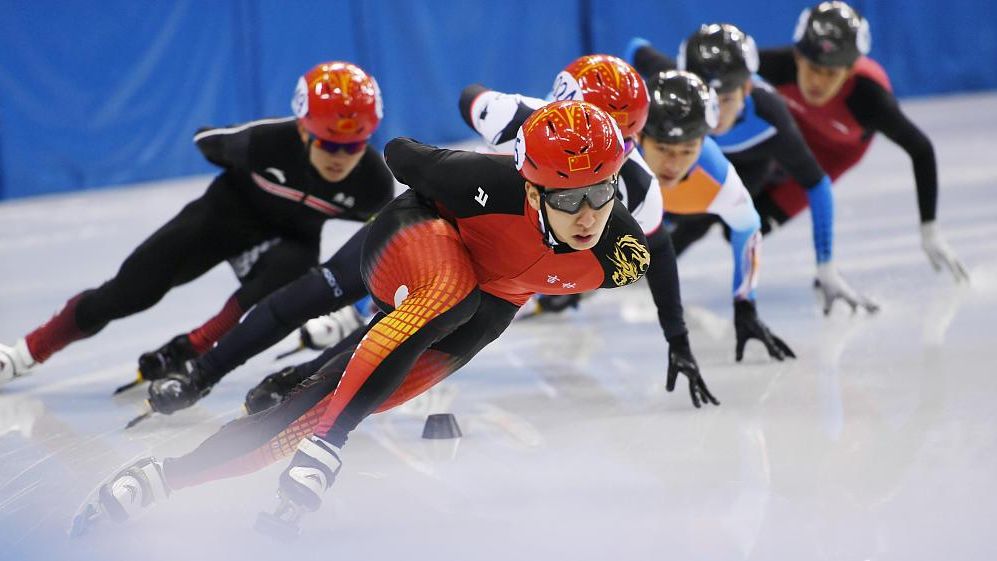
top-left (537, 191), bottom-right (562, 248)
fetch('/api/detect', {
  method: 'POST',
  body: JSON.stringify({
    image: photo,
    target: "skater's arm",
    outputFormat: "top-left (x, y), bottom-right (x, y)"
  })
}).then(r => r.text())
top-left (710, 163), bottom-right (762, 301)
top-left (644, 227), bottom-right (689, 342)
top-left (848, 78), bottom-right (938, 223)
top-left (753, 88), bottom-right (834, 263)
top-left (384, 137), bottom-right (522, 216)
top-left (192, 121), bottom-right (261, 170)
top-left (459, 85), bottom-right (544, 153)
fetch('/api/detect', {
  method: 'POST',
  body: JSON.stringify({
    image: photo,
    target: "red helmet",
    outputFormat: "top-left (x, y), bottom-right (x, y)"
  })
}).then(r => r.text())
top-left (514, 100), bottom-right (626, 189)
top-left (550, 54), bottom-right (649, 138)
top-left (292, 61), bottom-right (383, 143)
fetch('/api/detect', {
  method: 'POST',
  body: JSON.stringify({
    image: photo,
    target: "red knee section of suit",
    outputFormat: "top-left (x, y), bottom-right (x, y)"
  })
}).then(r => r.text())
top-left (24, 292), bottom-right (87, 363)
top-left (187, 296), bottom-right (244, 354)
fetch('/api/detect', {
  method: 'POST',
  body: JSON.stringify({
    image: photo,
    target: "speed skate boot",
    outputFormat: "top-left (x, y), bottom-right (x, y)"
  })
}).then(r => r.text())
top-left (148, 360), bottom-right (213, 415)
top-left (137, 334), bottom-right (198, 382)
top-left (0, 339), bottom-right (38, 385)
top-left (514, 293), bottom-right (583, 320)
top-left (256, 435), bottom-right (342, 540)
top-left (276, 304), bottom-right (366, 361)
top-left (69, 458), bottom-right (170, 537)
top-left (244, 365), bottom-right (310, 415)
top-left (301, 305), bottom-right (364, 350)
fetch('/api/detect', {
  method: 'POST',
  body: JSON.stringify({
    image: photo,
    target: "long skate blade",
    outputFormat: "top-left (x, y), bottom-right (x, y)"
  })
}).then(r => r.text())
top-left (125, 409), bottom-right (153, 429)
top-left (255, 511), bottom-right (301, 541)
top-left (274, 344), bottom-right (305, 361)
top-left (112, 372), bottom-right (145, 395)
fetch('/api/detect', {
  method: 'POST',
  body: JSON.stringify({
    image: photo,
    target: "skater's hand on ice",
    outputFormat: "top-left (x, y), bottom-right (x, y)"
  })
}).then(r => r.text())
top-left (666, 335), bottom-right (719, 408)
top-left (814, 262), bottom-right (880, 315)
top-left (733, 300), bottom-right (796, 362)
top-left (921, 222), bottom-right (970, 283)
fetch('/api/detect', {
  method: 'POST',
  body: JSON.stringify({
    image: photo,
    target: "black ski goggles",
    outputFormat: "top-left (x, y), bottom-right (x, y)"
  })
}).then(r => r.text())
top-left (309, 134), bottom-right (367, 155)
top-left (541, 178), bottom-right (618, 214)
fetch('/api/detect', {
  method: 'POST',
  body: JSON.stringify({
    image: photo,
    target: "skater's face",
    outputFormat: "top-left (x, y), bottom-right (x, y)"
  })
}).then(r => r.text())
top-left (638, 136), bottom-right (704, 188)
top-left (794, 51), bottom-right (852, 106)
top-left (298, 124), bottom-right (366, 183)
top-left (525, 182), bottom-right (615, 250)
top-left (713, 82), bottom-right (751, 135)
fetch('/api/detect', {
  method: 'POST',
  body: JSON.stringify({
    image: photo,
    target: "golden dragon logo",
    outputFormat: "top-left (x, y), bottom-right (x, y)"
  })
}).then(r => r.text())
top-left (610, 234), bottom-right (650, 286)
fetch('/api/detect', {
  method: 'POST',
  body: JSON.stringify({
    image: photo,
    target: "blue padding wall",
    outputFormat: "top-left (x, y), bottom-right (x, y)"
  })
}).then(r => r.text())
top-left (1, 0), bottom-right (994, 199)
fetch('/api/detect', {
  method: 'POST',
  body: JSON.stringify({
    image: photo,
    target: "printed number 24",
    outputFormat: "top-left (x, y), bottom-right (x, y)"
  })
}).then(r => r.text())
top-left (552, 76), bottom-right (577, 101)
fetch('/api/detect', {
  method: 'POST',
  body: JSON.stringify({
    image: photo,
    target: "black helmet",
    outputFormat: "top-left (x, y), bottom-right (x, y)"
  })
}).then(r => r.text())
top-left (643, 70), bottom-right (719, 143)
top-left (793, 1), bottom-right (870, 67)
top-left (678, 23), bottom-right (759, 93)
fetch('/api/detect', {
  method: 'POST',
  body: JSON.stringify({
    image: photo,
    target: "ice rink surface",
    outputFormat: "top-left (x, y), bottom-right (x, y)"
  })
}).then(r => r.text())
top-left (1, 93), bottom-right (996, 561)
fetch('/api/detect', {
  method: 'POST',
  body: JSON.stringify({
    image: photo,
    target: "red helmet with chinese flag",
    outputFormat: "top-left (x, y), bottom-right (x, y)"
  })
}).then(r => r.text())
top-left (291, 61), bottom-right (383, 143)
top-left (514, 100), bottom-right (626, 189)
top-left (550, 54), bottom-right (649, 138)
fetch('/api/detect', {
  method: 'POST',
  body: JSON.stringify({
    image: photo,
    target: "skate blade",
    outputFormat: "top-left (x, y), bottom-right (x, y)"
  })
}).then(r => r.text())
top-left (274, 344), bottom-right (305, 361)
top-left (124, 406), bottom-right (153, 429)
top-left (112, 372), bottom-right (145, 395)
top-left (254, 511), bottom-right (301, 541)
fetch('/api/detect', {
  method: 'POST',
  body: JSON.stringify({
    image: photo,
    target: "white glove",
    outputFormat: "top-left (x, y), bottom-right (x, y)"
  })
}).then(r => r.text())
top-left (814, 263), bottom-right (880, 315)
top-left (921, 222), bottom-right (970, 283)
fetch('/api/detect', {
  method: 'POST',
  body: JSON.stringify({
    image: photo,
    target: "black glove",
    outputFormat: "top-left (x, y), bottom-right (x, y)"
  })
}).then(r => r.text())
top-left (733, 300), bottom-right (796, 362)
top-left (148, 361), bottom-right (211, 415)
top-left (666, 334), bottom-right (719, 408)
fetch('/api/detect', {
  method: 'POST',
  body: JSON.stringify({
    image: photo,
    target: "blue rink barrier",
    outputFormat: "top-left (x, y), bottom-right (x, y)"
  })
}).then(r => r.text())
top-left (1, 0), bottom-right (994, 200)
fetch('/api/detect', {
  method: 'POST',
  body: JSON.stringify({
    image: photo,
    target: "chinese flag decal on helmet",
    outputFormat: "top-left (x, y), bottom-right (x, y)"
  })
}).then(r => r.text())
top-left (515, 100), bottom-right (626, 189)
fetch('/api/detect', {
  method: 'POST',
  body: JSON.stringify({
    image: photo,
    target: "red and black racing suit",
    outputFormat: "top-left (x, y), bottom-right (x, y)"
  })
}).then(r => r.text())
top-left (161, 138), bottom-right (651, 488)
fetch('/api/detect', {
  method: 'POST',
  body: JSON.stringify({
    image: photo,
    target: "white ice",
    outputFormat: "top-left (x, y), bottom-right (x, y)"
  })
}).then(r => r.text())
top-left (1, 93), bottom-right (996, 561)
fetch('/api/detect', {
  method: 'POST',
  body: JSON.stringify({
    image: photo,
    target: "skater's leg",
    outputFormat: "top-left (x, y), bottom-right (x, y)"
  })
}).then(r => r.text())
top-left (162, 196), bottom-right (482, 488)
top-left (19, 175), bottom-right (256, 368)
top-left (197, 223), bottom-right (371, 382)
top-left (186, 236), bottom-right (319, 354)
